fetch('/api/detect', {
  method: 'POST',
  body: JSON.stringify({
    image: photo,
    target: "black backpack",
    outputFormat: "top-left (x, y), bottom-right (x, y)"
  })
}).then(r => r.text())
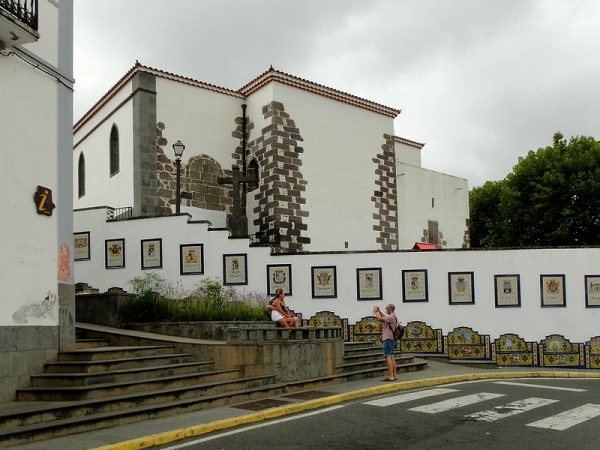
top-left (392, 316), bottom-right (405, 340)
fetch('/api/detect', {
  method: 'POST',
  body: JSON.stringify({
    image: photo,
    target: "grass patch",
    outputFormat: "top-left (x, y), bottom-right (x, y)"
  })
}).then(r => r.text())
top-left (117, 273), bottom-right (270, 326)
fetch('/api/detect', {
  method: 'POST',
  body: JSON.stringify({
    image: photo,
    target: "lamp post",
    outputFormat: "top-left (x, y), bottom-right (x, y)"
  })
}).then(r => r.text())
top-left (172, 140), bottom-right (185, 215)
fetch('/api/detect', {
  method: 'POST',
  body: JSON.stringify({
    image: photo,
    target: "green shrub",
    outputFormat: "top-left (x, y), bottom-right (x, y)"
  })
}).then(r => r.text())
top-left (117, 273), bottom-right (270, 326)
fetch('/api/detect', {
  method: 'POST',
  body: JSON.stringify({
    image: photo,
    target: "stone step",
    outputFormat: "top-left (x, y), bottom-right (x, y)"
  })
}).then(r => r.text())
top-left (343, 346), bottom-right (383, 357)
top-left (44, 352), bottom-right (197, 374)
top-left (17, 368), bottom-right (245, 401)
top-left (344, 342), bottom-right (383, 356)
top-left (342, 349), bottom-right (388, 363)
top-left (0, 379), bottom-right (286, 448)
top-left (57, 345), bottom-right (177, 362)
top-left (336, 355), bottom-right (414, 373)
top-left (287, 359), bottom-right (428, 389)
top-left (75, 339), bottom-right (110, 350)
top-left (30, 361), bottom-right (215, 387)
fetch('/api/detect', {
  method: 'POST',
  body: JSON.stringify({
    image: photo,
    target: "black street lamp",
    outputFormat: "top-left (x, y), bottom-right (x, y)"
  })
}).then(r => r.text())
top-left (172, 140), bottom-right (185, 215)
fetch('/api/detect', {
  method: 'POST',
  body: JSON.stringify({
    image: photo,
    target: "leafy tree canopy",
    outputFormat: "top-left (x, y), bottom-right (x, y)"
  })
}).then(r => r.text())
top-left (470, 133), bottom-right (600, 248)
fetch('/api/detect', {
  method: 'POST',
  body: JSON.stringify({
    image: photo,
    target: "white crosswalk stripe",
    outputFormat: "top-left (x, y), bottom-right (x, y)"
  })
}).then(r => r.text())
top-left (494, 381), bottom-right (586, 392)
top-left (527, 404), bottom-right (600, 431)
top-left (364, 388), bottom-right (459, 407)
top-left (465, 397), bottom-right (558, 422)
top-left (364, 387), bottom-right (600, 431)
top-left (408, 392), bottom-right (505, 414)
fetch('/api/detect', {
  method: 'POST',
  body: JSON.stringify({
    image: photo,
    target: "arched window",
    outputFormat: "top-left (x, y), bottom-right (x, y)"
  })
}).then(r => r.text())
top-left (247, 159), bottom-right (259, 192)
top-left (110, 124), bottom-right (119, 176)
top-left (78, 152), bottom-right (85, 198)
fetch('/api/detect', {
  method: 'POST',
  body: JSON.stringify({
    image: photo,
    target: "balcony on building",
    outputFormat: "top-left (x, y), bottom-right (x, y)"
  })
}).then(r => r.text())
top-left (0, 0), bottom-right (40, 50)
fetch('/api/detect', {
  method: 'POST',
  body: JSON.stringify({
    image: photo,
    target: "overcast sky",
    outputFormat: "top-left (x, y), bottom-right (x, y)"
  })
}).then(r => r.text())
top-left (73, 0), bottom-right (600, 188)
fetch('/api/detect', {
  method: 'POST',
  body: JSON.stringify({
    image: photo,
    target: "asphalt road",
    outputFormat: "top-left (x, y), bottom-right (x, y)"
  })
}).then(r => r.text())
top-left (155, 378), bottom-right (600, 450)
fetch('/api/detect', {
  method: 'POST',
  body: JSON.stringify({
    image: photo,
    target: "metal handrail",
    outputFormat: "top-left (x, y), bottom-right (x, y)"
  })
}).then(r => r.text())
top-left (0, 0), bottom-right (39, 30)
top-left (107, 207), bottom-right (133, 221)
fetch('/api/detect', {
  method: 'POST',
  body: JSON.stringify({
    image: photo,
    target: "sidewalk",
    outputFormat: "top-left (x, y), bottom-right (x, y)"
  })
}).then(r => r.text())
top-left (13, 360), bottom-right (600, 450)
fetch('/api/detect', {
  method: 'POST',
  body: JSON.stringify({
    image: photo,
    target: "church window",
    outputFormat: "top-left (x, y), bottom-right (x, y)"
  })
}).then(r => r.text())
top-left (428, 220), bottom-right (439, 245)
top-left (247, 159), bottom-right (259, 192)
top-left (110, 124), bottom-right (119, 176)
top-left (78, 152), bottom-right (85, 198)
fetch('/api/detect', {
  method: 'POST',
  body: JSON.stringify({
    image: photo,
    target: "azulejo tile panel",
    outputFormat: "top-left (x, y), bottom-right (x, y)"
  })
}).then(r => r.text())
top-left (400, 321), bottom-right (443, 354)
top-left (350, 316), bottom-right (383, 345)
top-left (540, 334), bottom-right (584, 368)
top-left (304, 310), bottom-right (348, 341)
top-left (300, 311), bottom-right (599, 369)
top-left (445, 327), bottom-right (491, 360)
top-left (585, 336), bottom-right (600, 369)
top-left (493, 333), bottom-right (537, 366)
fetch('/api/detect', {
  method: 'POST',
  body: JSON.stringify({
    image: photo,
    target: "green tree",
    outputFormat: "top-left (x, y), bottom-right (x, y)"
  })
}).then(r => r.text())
top-left (469, 180), bottom-right (505, 247)
top-left (470, 133), bottom-right (600, 247)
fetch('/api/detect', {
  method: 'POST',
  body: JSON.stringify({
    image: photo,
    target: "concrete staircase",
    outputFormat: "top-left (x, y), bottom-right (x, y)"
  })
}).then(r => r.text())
top-left (339, 341), bottom-right (426, 379)
top-left (0, 327), bottom-right (426, 447)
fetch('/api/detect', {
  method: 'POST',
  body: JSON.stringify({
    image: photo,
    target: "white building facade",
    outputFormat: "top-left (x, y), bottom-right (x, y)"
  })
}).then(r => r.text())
top-left (72, 64), bottom-right (598, 370)
top-left (0, 0), bottom-right (74, 403)
top-left (73, 64), bottom-right (469, 253)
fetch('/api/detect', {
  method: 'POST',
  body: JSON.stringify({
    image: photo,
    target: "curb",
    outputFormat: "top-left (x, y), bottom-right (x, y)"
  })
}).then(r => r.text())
top-left (89, 371), bottom-right (600, 450)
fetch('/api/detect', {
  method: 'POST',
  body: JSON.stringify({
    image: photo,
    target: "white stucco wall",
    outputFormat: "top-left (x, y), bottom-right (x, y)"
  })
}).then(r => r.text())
top-left (155, 77), bottom-right (244, 169)
top-left (73, 99), bottom-right (134, 209)
top-left (396, 162), bottom-right (469, 249)
top-left (75, 210), bottom-right (600, 343)
top-left (0, 0), bottom-right (71, 326)
top-left (394, 141), bottom-right (422, 167)
top-left (255, 83), bottom-right (396, 251)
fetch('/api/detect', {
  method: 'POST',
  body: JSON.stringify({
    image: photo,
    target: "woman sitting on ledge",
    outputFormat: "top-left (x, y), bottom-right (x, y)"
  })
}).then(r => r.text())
top-left (268, 289), bottom-right (298, 328)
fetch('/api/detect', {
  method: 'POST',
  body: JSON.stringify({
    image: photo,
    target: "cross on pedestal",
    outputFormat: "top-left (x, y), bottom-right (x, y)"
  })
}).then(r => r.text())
top-left (217, 166), bottom-right (256, 237)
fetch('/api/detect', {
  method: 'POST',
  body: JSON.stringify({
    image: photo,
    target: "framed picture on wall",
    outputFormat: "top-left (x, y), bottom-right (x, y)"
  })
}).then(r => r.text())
top-left (448, 272), bottom-right (475, 305)
top-left (540, 274), bottom-right (566, 307)
top-left (267, 264), bottom-right (292, 296)
top-left (141, 238), bottom-right (162, 270)
top-left (585, 275), bottom-right (600, 308)
top-left (311, 266), bottom-right (337, 298)
top-left (223, 253), bottom-right (247, 285)
top-left (180, 243), bottom-right (204, 275)
top-left (356, 267), bottom-right (383, 301)
top-left (73, 231), bottom-right (90, 261)
top-left (494, 274), bottom-right (521, 307)
top-left (402, 269), bottom-right (428, 302)
top-left (105, 238), bottom-right (125, 269)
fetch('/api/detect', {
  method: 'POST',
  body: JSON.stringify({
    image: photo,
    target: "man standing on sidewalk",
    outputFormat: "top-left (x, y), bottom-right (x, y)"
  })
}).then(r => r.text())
top-left (374, 304), bottom-right (397, 381)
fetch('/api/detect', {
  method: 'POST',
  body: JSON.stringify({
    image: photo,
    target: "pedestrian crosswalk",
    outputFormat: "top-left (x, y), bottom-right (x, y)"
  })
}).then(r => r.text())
top-left (527, 404), bottom-right (600, 431)
top-left (363, 381), bottom-right (600, 431)
top-left (409, 392), bottom-right (506, 414)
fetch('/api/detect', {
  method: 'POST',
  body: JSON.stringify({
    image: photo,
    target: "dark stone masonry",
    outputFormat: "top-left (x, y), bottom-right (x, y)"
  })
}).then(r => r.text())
top-left (372, 134), bottom-right (399, 250)
top-left (246, 101), bottom-right (310, 253)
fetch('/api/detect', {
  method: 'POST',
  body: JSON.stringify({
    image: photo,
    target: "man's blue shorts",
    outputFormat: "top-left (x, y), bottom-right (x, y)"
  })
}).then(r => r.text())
top-left (383, 339), bottom-right (396, 356)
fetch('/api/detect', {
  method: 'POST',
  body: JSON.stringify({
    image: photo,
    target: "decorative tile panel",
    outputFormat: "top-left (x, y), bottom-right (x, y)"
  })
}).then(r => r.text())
top-left (304, 311), bottom-right (348, 341)
top-left (539, 334), bottom-right (584, 368)
top-left (445, 327), bottom-right (491, 360)
top-left (400, 321), bottom-right (443, 354)
top-left (585, 336), bottom-right (600, 369)
top-left (493, 333), bottom-right (537, 366)
top-left (351, 316), bottom-right (383, 345)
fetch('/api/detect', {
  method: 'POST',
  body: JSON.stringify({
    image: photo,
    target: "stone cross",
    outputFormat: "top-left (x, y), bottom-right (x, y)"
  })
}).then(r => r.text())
top-left (217, 166), bottom-right (256, 237)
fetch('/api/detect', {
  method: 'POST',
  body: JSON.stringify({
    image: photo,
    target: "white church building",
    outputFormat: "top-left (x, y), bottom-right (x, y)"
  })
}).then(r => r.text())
top-left (73, 63), bottom-right (469, 254)
top-left (72, 63), bottom-right (600, 370)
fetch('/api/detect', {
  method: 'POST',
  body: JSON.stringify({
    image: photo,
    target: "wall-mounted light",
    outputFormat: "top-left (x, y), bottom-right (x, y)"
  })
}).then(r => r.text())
top-left (172, 140), bottom-right (185, 215)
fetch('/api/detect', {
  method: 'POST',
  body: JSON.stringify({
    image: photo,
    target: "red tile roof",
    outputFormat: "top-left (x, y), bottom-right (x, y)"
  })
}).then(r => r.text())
top-left (74, 62), bottom-right (402, 132)
top-left (393, 136), bottom-right (425, 149)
